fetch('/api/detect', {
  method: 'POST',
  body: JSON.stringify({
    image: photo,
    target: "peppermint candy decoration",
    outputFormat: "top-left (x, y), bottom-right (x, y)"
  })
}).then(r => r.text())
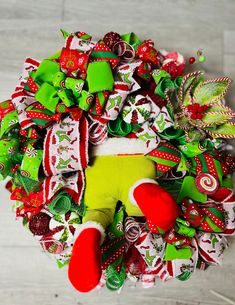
top-left (8, 147), bottom-right (16, 155)
top-left (124, 217), bottom-right (143, 243)
top-left (25, 146), bottom-right (38, 158)
top-left (20, 169), bottom-right (30, 178)
top-left (121, 95), bottom-right (151, 124)
top-left (49, 212), bottom-right (80, 245)
top-left (9, 119), bottom-right (18, 126)
top-left (0, 162), bottom-right (5, 170)
top-left (196, 173), bottom-right (219, 195)
top-left (88, 120), bottom-right (108, 145)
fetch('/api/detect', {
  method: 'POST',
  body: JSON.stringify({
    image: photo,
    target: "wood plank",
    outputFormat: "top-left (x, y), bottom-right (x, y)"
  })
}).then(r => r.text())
top-left (0, 0), bottom-right (64, 19)
top-left (224, 54), bottom-right (235, 104)
top-left (64, 0), bottom-right (235, 29)
top-left (0, 245), bottom-right (234, 305)
top-left (224, 30), bottom-right (235, 54)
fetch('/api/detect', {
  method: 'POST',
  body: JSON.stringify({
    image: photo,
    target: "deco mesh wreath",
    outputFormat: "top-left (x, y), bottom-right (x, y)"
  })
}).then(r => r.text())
top-left (1, 30), bottom-right (235, 293)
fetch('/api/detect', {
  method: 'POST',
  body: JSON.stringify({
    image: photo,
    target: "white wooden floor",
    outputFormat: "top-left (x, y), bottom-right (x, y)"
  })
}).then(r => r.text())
top-left (0, 1), bottom-right (235, 304)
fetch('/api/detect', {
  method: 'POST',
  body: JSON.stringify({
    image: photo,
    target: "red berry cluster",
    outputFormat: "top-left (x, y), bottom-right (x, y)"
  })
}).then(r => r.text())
top-left (187, 103), bottom-right (208, 120)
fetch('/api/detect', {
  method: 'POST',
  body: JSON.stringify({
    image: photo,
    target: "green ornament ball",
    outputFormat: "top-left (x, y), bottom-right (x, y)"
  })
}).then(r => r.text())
top-left (198, 55), bottom-right (206, 63)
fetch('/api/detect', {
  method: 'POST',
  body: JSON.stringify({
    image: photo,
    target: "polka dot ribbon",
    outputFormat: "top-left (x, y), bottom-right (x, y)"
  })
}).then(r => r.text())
top-left (146, 142), bottom-right (182, 178)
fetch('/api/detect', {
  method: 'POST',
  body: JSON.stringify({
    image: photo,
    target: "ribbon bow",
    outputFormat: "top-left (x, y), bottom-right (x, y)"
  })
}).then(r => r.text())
top-left (152, 69), bottom-right (183, 99)
top-left (32, 59), bottom-right (93, 112)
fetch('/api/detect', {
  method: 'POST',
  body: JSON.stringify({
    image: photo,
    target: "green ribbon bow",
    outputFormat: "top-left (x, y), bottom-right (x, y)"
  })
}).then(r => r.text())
top-left (160, 127), bottom-right (185, 141)
top-left (152, 69), bottom-right (183, 99)
top-left (107, 116), bottom-right (133, 137)
top-left (121, 32), bottom-right (142, 51)
top-left (177, 176), bottom-right (207, 203)
top-left (105, 259), bottom-right (126, 291)
top-left (47, 191), bottom-right (73, 215)
top-left (164, 243), bottom-right (192, 260)
top-left (174, 217), bottom-right (196, 237)
top-left (33, 59), bottom-right (93, 112)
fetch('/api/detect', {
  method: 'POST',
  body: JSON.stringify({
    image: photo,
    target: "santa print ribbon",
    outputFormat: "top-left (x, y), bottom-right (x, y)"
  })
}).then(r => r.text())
top-left (43, 115), bottom-right (88, 176)
top-left (64, 34), bottom-right (96, 53)
top-left (101, 81), bottom-right (131, 120)
top-left (19, 57), bottom-right (40, 87)
top-left (11, 89), bottom-right (37, 129)
top-left (43, 171), bottom-right (82, 203)
top-left (165, 238), bottom-right (198, 278)
top-left (11, 58), bottom-right (40, 129)
top-left (135, 122), bottom-right (161, 150)
top-left (134, 232), bottom-right (165, 267)
top-left (196, 232), bottom-right (228, 265)
top-left (116, 61), bottom-right (142, 93)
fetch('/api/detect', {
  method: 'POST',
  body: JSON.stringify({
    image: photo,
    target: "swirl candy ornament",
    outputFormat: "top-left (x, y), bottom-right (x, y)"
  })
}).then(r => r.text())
top-left (195, 173), bottom-right (219, 195)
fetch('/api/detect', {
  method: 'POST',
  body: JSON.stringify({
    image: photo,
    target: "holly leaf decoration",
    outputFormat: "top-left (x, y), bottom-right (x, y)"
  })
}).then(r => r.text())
top-left (193, 77), bottom-right (231, 106)
top-left (179, 71), bottom-right (203, 105)
top-left (182, 90), bottom-right (192, 107)
top-left (207, 122), bottom-right (235, 138)
top-left (201, 110), bottom-right (234, 126)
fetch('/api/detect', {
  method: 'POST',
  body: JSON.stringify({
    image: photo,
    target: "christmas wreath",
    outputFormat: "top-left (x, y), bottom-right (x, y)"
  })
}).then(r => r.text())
top-left (1, 30), bottom-right (235, 293)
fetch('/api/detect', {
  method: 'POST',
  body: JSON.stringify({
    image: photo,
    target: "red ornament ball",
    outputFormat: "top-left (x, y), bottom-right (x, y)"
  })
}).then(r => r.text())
top-left (189, 57), bottom-right (196, 64)
top-left (29, 212), bottom-right (51, 236)
top-left (103, 31), bottom-right (122, 49)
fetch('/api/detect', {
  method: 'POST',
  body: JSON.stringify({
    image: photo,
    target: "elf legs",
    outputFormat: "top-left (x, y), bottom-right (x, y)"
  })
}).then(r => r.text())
top-left (68, 155), bottom-right (179, 292)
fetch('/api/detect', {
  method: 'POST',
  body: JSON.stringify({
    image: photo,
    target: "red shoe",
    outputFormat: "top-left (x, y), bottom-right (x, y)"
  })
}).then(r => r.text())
top-left (68, 222), bottom-right (105, 292)
top-left (129, 179), bottom-right (180, 232)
